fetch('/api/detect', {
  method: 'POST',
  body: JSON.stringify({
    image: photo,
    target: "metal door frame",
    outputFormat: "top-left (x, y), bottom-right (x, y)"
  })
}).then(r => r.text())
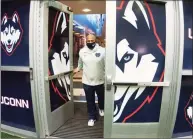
top-left (104, 0), bottom-right (184, 138)
top-left (38, 0), bottom-right (74, 136)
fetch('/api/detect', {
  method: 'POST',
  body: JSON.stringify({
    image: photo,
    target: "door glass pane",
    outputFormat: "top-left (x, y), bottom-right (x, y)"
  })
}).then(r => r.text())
top-left (1, 71), bottom-right (35, 131)
top-left (48, 7), bottom-right (71, 112)
top-left (182, 1), bottom-right (192, 70)
top-left (114, 0), bottom-right (166, 123)
top-left (1, 0), bottom-right (30, 66)
top-left (173, 76), bottom-right (193, 134)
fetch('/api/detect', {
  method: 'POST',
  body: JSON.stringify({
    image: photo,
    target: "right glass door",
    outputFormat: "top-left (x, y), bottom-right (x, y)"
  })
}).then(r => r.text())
top-left (105, 0), bottom-right (183, 138)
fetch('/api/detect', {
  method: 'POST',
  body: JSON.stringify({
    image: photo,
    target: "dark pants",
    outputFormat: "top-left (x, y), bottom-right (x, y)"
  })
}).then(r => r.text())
top-left (83, 84), bottom-right (104, 120)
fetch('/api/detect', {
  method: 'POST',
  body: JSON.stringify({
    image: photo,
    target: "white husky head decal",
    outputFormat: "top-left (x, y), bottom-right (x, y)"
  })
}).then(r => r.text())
top-left (187, 106), bottom-right (192, 119)
top-left (1, 12), bottom-right (23, 56)
top-left (49, 11), bottom-right (71, 102)
top-left (114, 0), bottom-right (165, 122)
top-left (185, 93), bottom-right (193, 128)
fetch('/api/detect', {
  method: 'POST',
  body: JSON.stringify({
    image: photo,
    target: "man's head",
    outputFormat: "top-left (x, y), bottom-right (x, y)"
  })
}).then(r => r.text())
top-left (86, 34), bottom-right (96, 49)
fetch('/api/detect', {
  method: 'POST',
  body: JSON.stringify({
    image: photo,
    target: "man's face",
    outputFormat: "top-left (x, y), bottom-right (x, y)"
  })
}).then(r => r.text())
top-left (86, 34), bottom-right (96, 49)
top-left (86, 35), bottom-right (96, 43)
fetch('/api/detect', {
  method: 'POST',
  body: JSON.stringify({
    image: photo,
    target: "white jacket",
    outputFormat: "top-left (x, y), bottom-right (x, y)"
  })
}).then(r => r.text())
top-left (78, 44), bottom-right (105, 86)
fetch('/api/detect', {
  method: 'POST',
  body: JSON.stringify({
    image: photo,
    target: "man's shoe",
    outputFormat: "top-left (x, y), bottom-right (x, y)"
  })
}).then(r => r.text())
top-left (88, 119), bottom-right (96, 126)
top-left (99, 109), bottom-right (104, 116)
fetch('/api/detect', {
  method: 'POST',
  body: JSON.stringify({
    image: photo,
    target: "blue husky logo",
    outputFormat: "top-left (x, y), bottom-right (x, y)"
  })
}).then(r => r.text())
top-left (48, 11), bottom-right (71, 105)
top-left (1, 11), bottom-right (23, 56)
top-left (95, 52), bottom-right (101, 57)
top-left (114, 0), bottom-right (165, 122)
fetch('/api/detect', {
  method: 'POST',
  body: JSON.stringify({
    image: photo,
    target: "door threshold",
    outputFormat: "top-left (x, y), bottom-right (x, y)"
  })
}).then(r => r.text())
top-left (74, 100), bottom-right (98, 103)
top-left (46, 136), bottom-right (59, 138)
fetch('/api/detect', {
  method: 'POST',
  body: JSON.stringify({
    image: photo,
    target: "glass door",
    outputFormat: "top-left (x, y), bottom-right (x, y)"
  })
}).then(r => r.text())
top-left (104, 0), bottom-right (184, 138)
top-left (42, 1), bottom-right (74, 135)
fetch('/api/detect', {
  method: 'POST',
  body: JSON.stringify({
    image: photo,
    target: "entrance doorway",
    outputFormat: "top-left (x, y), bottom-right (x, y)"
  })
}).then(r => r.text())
top-left (104, 0), bottom-right (184, 138)
top-left (37, 0), bottom-right (183, 138)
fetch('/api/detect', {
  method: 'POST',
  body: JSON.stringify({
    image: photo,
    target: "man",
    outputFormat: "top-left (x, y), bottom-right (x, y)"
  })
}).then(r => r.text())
top-left (74, 34), bottom-right (105, 126)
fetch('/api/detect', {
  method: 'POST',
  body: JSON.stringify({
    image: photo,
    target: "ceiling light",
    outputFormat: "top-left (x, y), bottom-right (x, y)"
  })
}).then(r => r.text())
top-left (82, 8), bottom-right (91, 12)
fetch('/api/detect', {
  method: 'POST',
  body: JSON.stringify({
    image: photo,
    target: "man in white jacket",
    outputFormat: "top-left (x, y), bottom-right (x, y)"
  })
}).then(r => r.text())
top-left (74, 34), bottom-right (105, 126)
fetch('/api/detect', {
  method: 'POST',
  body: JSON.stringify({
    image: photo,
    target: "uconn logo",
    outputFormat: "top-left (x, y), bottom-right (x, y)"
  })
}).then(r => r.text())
top-left (1, 11), bottom-right (23, 56)
top-left (1, 96), bottom-right (29, 109)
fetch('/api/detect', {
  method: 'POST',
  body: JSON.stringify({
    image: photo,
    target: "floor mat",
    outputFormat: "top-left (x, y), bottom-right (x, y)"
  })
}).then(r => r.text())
top-left (51, 103), bottom-right (104, 138)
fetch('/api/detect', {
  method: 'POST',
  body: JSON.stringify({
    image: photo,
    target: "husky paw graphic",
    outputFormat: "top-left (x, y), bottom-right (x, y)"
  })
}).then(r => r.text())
top-left (1, 11), bottom-right (23, 56)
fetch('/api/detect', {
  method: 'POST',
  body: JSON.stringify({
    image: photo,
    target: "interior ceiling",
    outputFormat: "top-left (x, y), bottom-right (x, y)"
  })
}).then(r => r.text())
top-left (59, 0), bottom-right (106, 14)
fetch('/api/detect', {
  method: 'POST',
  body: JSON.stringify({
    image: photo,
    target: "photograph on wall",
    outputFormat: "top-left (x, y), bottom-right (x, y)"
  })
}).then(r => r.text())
top-left (73, 14), bottom-right (105, 37)
top-left (114, 0), bottom-right (166, 123)
top-left (48, 7), bottom-right (71, 111)
top-left (73, 14), bottom-right (106, 101)
top-left (1, 0), bottom-right (30, 66)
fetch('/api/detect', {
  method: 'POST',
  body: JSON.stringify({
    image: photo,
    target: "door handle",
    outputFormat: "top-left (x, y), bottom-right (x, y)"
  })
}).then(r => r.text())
top-left (30, 68), bottom-right (33, 80)
top-left (112, 81), bottom-right (170, 87)
top-left (106, 75), bottom-right (112, 90)
top-left (45, 70), bottom-right (73, 81)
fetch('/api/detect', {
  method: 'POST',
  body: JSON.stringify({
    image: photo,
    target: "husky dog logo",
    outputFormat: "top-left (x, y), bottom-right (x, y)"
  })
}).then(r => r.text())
top-left (114, 0), bottom-right (165, 122)
top-left (95, 52), bottom-right (101, 57)
top-left (49, 11), bottom-right (71, 103)
top-left (1, 11), bottom-right (23, 56)
top-left (184, 92), bottom-right (193, 128)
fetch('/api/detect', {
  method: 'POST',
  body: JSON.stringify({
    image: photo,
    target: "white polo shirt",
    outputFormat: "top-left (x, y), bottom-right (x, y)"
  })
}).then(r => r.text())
top-left (78, 44), bottom-right (105, 86)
